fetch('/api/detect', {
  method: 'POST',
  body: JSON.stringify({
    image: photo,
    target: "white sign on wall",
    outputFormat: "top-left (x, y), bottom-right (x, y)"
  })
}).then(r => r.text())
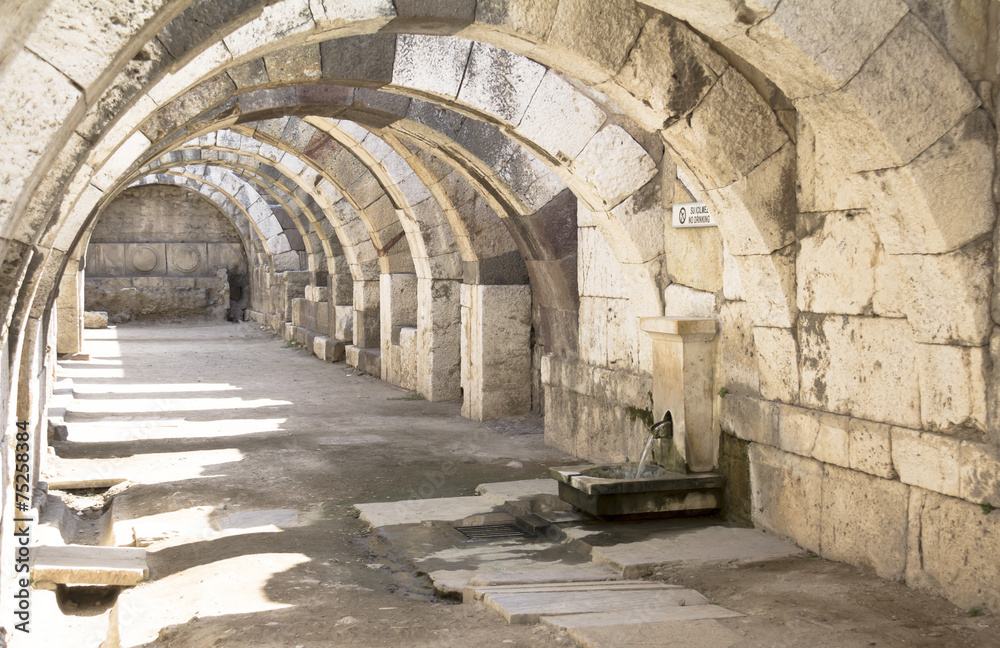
top-left (672, 202), bottom-right (716, 228)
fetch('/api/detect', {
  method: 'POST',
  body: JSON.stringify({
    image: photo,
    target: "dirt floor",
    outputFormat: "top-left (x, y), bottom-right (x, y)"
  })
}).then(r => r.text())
top-left (39, 322), bottom-right (999, 648)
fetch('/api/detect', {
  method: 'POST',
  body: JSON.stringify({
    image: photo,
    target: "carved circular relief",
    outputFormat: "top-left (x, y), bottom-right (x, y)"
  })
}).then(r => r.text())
top-left (173, 245), bottom-right (201, 273)
top-left (130, 246), bottom-right (158, 273)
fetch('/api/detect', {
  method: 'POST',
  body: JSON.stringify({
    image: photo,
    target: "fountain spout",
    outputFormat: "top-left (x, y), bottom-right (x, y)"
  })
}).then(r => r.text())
top-left (650, 411), bottom-right (673, 439)
top-left (633, 412), bottom-right (671, 479)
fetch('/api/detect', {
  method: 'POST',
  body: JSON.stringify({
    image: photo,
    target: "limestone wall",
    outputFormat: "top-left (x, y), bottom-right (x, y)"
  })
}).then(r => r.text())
top-left (85, 185), bottom-right (249, 321)
top-left (3, 0), bottom-right (1000, 621)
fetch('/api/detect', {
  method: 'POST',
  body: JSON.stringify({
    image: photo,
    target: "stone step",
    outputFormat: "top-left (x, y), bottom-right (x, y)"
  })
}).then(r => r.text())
top-left (32, 545), bottom-right (148, 587)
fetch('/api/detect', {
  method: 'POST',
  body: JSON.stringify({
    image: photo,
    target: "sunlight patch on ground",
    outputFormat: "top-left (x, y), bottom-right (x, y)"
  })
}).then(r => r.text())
top-left (46, 449), bottom-right (245, 486)
top-left (115, 553), bottom-right (310, 648)
top-left (67, 396), bottom-right (291, 414)
top-left (73, 382), bottom-right (240, 394)
top-left (64, 418), bottom-right (286, 442)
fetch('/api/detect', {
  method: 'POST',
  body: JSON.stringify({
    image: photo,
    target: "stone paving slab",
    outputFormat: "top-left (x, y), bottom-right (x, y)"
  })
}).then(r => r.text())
top-left (564, 618), bottom-right (743, 648)
top-left (47, 477), bottom-right (127, 490)
top-left (589, 525), bottom-right (804, 577)
top-left (541, 604), bottom-right (743, 630)
top-left (484, 587), bottom-right (710, 624)
top-left (465, 566), bottom-right (620, 587)
top-left (477, 479), bottom-right (560, 505)
top-left (466, 579), bottom-right (676, 601)
top-left (354, 495), bottom-right (495, 527)
top-left (32, 545), bottom-right (148, 586)
top-left (432, 564), bottom-right (620, 597)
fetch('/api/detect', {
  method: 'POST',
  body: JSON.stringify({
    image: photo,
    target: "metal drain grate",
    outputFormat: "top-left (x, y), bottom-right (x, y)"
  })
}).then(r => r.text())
top-left (454, 523), bottom-right (529, 540)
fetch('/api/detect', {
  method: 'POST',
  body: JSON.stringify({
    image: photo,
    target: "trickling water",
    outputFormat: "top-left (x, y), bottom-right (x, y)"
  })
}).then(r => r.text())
top-left (633, 433), bottom-right (656, 479)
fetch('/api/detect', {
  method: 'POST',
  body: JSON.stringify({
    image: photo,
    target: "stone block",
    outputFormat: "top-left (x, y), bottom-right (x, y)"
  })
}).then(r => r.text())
top-left (664, 69), bottom-right (788, 191)
top-left (608, 13), bottom-right (724, 131)
top-left (578, 227), bottom-right (627, 298)
top-left (663, 285), bottom-right (715, 318)
top-left (720, 395), bottom-right (777, 447)
top-left (457, 42), bottom-right (546, 124)
top-left (396, 326), bottom-right (418, 391)
top-left (83, 311), bottom-right (108, 329)
top-left (891, 427), bottom-right (961, 497)
top-left (821, 464), bottom-right (909, 580)
top-left (578, 297), bottom-right (609, 368)
top-left (776, 404), bottom-right (819, 458)
top-left (795, 119), bottom-right (868, 213)
top-left (721, 243), bottom-right (743, 302)
top-left (748, 444), bottom-right (823, 553)
top-left (471, 0), bottom-right (560, 53)
top-left (741, 0), bottom-right (908, 99)
top-left (907, 488), bottom-right (1000, 612)
top-left (417, 278), bottom-right (461, 401)
top-left (31, 545), bottom-right (148, 587)
top-left (392, 34), bottom-right (472, 98)
top-left (861, 110), bottom-right (995, 255)
top-left (917, 343), bottom-right (987, 433)
top-left (959, 440), bottom-right (1000, 506)
top-left (843, 15), bottom-right (980, 166)
top-left (902, 0), bottom-right (991, 82)
top-left (731, 248), bottom-right (797, 328)
top-left (461, 284), bottom-right (532, 421)
top-left (872, 247), bottom-right (907, 318)
top-left (753, 327), bottom-right (798, 404)
top-left (718, 301), bottom-right (760, 398)
top-left (796, 211), bottom-right (878, 315)
top-left (357, 347), bottom-right (382, 377)
top-left (798, 314), bottom-right (920, 428)
top-left (517, 70), bottom-right (607, 160)
top-left (264, 43), bottom-right (321, 83)
top-left (704, 143), bottom-right (797, 257)
top-left (664, 219), bottom-right (724, 294)
top-left (345, 344), bottom-right (360, 367)
top-left (847, 418), bottom-right (896, 480)
top-left (812, 412), bottom-right (851, 468)
top-left (571, 125), bottom-right (657, 209)
top-left (320, 34), bottom-right (395, 85)
top-left (544, 385), bottom-right (578, 456)
top-left (222, 0), bottom-right (314, 58)
top-left (25, 0), bottom-right (161, 91)
top-left (895, 238), bottom-right (993, 346)
top-left (334, 305), bottom-right (354, 342)
top-left (294, 326), bottom-right (309, 348)
top-left (545, 0), bottom-right (645, 84)
top-left (640, 0), bottom-right (777, 42)
top-left (605, 179), bottom-right (667, 264)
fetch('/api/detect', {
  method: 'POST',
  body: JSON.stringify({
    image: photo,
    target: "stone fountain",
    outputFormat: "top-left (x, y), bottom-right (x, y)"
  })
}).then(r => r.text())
top-left (551, 317), bottom-right (727, 518)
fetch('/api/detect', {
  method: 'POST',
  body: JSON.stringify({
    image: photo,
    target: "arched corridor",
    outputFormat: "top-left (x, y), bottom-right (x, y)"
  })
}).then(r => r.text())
top-left (2, 1), bottom-right (1000, 645)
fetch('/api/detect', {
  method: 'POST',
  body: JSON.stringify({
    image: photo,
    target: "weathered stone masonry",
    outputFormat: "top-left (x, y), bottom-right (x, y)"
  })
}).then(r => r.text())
top-left (1, 0), bottom-right (1000, 626)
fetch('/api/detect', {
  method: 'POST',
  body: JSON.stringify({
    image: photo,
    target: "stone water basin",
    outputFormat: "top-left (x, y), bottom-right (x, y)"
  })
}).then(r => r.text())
top-left (550, 464), bottom-right (726, 519)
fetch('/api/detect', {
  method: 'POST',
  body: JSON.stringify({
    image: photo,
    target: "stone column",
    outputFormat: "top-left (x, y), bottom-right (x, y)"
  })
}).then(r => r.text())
top-left (352, 279), bottom-right (380, 349)
top-left (380, 273), bottom-right (418, 388)
top-left (55, 259), bottom-right (84, 355)
top-left (417, 278), bottom-right (461, 401)
top-left (330, 272), bottom-right (353, 343)
top-left (640, 317), bottom-right (718, 473)
top-left (461, 284), bottom-right (532, 421)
